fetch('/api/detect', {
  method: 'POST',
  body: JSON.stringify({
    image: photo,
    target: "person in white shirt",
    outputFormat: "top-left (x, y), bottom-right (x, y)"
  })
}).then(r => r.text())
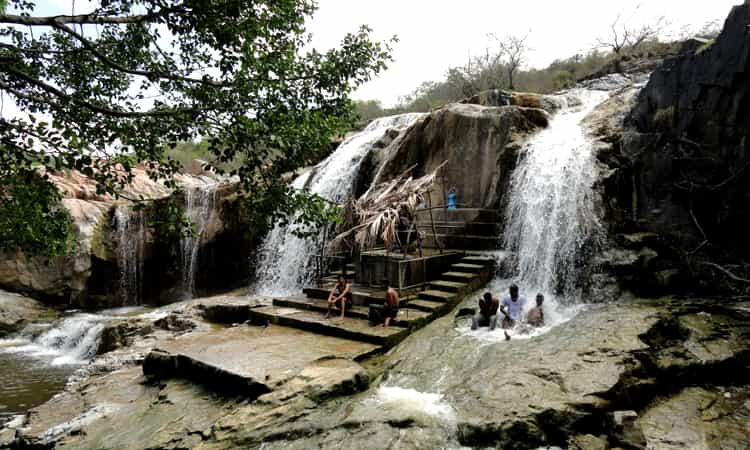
top-left (500, 284), bottom-right (527, 329)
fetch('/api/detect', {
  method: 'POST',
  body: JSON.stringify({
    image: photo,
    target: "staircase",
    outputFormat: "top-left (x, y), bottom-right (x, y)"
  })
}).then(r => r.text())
top-left (415, 208), bottom-right (502, 250)
top-left (246, 253), bottom-right (496, 350)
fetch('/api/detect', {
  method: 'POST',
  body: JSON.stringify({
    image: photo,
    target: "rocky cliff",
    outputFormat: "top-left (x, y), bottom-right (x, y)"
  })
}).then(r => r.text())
top-left (594, 2), bottom-right (750, 296)
top-left (366, 94), bottom-right (554, 211)
top-left (0, 166), bottom-right (254, 308)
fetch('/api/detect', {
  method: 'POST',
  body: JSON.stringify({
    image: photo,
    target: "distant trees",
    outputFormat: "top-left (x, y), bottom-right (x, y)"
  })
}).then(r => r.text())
top-left (491, 33), bottom-right (530, 90)
top-left (595, 11), bottom-right (668, 72)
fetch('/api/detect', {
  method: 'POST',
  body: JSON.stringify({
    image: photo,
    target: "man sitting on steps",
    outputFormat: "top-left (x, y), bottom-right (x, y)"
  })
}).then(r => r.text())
top-left (369, 286), bottom-right (400, 327)
top-left (326, 275), bottom-right (352, 322)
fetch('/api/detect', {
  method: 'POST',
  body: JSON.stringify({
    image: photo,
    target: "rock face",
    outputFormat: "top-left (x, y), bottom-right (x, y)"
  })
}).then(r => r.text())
top-left (368, 102), bottom-right (548, 210)
top-left (0, 289), bottom-right (57, 337)
top-left (593, 2), bottom-right (750, 294)
top-left (0, 166), bottom-right (255, 307)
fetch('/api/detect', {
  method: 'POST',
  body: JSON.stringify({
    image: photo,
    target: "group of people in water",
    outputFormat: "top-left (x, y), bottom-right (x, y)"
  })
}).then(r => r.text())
top-left (325, 275), bottom-right (545, 337)
top-left (470, 283), bottom-right (545, 340)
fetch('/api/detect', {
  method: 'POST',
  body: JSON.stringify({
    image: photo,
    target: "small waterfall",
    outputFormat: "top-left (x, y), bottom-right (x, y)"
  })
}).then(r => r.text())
top-left (113, 207), bottom-right (146, 305)
top-left (180, 182), bottom-right (218, 299)
top-left (501, 89), bottom-right (608, 324)
top-left (254, 113), bottom-right (423, 296)
top-left (0, 312), bottom-right (128, 366)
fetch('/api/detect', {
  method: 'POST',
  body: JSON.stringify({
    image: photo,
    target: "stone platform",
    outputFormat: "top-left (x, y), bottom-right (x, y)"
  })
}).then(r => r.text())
top-left (143, 324), bottom-right (378, 399)
top-left (142, 253), bottom-right (496, 399)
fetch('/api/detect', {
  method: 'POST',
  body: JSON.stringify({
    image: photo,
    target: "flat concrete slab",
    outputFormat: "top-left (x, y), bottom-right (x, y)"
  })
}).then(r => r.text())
top-left (143, 324), bottom-right (378, 397)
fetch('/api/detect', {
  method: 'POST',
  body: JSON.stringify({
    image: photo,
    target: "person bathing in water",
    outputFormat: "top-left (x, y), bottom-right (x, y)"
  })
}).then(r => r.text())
top-left (500, 284), bottom-right (526, 329)
top-left (504, 292), bottom-right (546, 340)
top-left (526, 293), bottom-right (545, 327)
top-left (471, 292), bottom-right (499, 330)
top-left (326, 275), bottom-right (352, 321)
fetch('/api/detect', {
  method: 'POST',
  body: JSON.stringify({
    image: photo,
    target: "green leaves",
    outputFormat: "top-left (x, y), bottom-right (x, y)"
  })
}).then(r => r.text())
top-left (0, 169), bottom-right (74, 257)
top-left (0, 0), bottom-right (394, 253)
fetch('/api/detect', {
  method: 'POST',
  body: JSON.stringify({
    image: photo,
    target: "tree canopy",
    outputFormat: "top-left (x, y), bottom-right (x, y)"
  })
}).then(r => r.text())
top-left (0, 0), bottom-right (393, 254)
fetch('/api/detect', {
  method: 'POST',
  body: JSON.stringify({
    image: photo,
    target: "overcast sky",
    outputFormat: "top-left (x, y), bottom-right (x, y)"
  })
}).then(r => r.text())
top-left (2, 0), bottom-right (741, 115)
top-left (307, 0), bottom-right (740, 106)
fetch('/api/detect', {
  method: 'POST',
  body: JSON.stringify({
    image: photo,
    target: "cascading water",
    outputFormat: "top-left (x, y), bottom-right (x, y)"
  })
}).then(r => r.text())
top-left (180, 181), bottom-right (218, 299)
top-left (0, 309), bottom-right (140, 366)
top-left (500, 88), bottom-right (609, 330)
top-left (113, 207), bottom-right (146, 305)
top-left (254, 113), bottom-right (423, 296)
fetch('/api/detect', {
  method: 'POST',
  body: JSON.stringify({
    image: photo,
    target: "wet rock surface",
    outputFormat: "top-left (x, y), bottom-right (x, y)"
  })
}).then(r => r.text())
top-left (3, 295), bottom-right (749, 449)
top-left (0, 290), bottom-right (57, 337)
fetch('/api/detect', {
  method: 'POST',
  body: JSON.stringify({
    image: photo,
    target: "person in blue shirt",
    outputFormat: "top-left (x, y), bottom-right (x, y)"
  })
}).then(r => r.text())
top-left (500, 284), bottom-right (527, 329)
top-left (447, 186), bottom-right (457, 209)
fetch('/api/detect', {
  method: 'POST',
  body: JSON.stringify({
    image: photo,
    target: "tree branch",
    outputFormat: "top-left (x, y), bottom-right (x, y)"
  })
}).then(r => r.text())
top-left (699, 262), bottom-right (750, 284)
top-left (0, 6), bottom-right (183, 26)
top-left (1, 67), bottom-right (197, 118)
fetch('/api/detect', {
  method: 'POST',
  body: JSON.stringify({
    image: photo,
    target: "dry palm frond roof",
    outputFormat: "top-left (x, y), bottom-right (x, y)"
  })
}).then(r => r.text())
top-left (328, 160), bottom-right (448, 251)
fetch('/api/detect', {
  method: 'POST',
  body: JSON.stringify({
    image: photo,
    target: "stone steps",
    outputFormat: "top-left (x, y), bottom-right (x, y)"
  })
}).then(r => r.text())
top-left (272, 296), bottom-right (430, 328)
top-left (414, 208), bottom-right (500, 223)
top-left (418, 289), bottom-right (458, 303)
top-left (413, 221), bottom-right (500, 236)
top-left (451, 263), bottom-right (486, 273)
top-left (441, 271), bottom-right (476, 283)
top-left (421, 233), bottom-right (500, 251)
top-left (406, 299), bottom-right (448, 312)
top-left (248, 305), bottom-right (409, 347)
top-left (429, 280), bottom-right (468, 293)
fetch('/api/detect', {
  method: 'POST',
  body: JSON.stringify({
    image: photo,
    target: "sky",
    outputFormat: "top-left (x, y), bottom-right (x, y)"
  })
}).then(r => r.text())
top-left (1, 0), bottom-right (742, 115)
top-left (307, 0), bottom-right (740, 106)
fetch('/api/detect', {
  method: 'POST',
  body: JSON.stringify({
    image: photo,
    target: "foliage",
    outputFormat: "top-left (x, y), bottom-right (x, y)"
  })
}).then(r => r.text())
top-left (0, 169), bottom-right (74, 256)
top-left (0, 0), bottom-right (394, 252)
top-left (145, 195), bottom-right (192, 241)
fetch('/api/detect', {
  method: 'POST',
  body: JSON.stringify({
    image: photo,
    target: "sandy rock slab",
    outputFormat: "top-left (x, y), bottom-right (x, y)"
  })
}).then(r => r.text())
top-left (0, 289), bottom-right (57, 337)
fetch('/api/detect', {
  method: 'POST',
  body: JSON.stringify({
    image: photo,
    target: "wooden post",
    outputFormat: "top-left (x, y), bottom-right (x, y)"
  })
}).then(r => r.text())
top-left (426, 190), bottom-right (442, 254)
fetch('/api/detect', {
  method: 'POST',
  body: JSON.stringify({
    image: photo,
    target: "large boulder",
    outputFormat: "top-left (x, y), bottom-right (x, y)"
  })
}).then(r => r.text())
top-left (0, 289), bottom-right (57, 336)
top-left (367, 102), bottom-right (549, 210)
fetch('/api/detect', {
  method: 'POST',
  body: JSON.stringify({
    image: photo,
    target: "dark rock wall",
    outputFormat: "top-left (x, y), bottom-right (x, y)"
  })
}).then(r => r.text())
top-left (598, 1), bottom-right (750, 294)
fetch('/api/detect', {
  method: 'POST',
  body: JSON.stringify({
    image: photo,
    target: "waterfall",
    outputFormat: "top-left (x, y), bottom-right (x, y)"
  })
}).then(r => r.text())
top-left (180, 181), bottom-right (218, 299)
top-left (113, 207), bottom-right (146, 305)
top-left (501, 89), bottom-right (608, 325)
top-left (0, 310), bottom-right (138, 366)
top-left (254, 113), bottom-right (423, 296)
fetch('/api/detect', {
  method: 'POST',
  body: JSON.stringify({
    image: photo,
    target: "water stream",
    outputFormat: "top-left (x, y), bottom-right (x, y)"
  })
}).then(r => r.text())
top-left (113, 207), bottom-right (146, 305)
top-left (254, 113), bottom-right (423, 296)
top-left (0, 307), bottom-right (145, 422)
top-left (180, 181), bottom-right (219, 299)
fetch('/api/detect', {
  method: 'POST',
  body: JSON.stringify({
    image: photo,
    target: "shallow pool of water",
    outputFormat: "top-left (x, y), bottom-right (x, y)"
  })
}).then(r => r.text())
top-left (0, 351), bottom-right (74, 423)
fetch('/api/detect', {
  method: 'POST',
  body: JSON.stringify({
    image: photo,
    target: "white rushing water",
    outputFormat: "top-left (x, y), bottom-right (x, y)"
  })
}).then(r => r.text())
top-left (0, 308), bottom-right (142, 366)
top-left (498, 88), bottom-right (609, 333)
top-left (180, 181), bottom-right (218, 299)
top-left (254, 113), bottom-right (423, 296)
top-left (113, 207), bottom-right (146, 305)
